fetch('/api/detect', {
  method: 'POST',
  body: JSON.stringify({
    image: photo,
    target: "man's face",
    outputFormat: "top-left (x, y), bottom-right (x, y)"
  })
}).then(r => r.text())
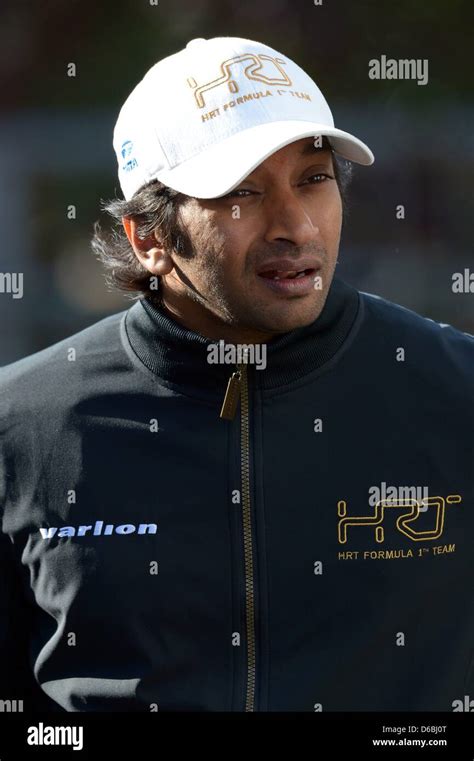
top-left (161, 137), bottom-right (343, 339)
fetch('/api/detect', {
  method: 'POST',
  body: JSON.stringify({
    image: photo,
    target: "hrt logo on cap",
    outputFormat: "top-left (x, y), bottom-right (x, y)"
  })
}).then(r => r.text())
top-left (187, 53), bottom-right (293, 109)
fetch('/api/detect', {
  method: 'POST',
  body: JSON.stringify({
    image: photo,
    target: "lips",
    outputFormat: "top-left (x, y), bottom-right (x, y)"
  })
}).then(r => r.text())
top-left (259, 268), bottom-right (314, 280)
top-left (256, 257), bottom-right (322, 279)
top-left (255, 258), bottom-right (322, 297)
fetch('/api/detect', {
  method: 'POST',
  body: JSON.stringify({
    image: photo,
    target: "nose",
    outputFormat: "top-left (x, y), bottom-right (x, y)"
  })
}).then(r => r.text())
top-left (262, 187), bottom-right (319, 247)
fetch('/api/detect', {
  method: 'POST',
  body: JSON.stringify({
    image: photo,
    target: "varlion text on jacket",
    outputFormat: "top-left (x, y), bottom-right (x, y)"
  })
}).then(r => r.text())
top-left (0, 277), bottom-right (473, 712)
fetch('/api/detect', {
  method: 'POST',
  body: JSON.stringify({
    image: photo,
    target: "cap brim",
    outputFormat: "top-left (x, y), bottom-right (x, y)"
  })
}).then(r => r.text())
top-left (155, 120), bottom-right (374, 199)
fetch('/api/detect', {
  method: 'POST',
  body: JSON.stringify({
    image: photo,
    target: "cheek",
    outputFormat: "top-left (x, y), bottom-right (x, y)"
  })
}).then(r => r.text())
top-left (318, 193), bottom-right (342, 244)
top-left (210, 219), bottom-right (253, 272)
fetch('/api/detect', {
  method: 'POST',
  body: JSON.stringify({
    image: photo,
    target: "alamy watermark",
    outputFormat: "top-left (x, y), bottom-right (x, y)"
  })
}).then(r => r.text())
top-left (0, 272), bottom-right (23, 299)
top-left (368, 55), bottom-right (429, 86)
top-left (452, 695), bottom-right (474, 711)
top-left (0, 698), bottom-right (23, 712)
top-left (207, 340), bottom-right (267, 370)
top-left (27, 722), bottom-right (84, 751)
top-left (452, 268), bottom-right (473, 293)
top-left (369, 482), bottom-right (429, 508)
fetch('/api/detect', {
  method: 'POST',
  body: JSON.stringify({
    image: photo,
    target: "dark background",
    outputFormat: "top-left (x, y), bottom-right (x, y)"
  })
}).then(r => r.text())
top-left (0, 0), bottom-right (472, 364)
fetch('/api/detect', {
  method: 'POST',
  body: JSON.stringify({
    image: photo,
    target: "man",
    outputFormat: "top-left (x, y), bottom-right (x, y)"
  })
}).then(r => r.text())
top-left (0, 37), bottom-right (472, 713)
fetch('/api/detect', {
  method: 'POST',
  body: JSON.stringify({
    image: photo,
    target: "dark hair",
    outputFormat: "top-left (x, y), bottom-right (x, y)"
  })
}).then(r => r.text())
top-left (92, 140), bottom-right (354, 302)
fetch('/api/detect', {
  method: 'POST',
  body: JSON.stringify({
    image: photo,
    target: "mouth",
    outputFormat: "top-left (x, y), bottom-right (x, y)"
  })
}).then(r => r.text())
top-left (257, 267), bottom-right (320, 296)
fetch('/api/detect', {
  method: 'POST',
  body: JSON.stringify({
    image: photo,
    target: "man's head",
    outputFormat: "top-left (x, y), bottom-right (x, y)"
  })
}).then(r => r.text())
top-left (124, 136), bottom-right (343, 342)
top-left (93, 36), bottom-right (373, 342)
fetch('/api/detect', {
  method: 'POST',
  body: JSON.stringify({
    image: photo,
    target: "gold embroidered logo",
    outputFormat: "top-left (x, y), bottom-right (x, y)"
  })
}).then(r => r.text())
top-left (337, 494), bottom-right (461, 544)
top-left (187, 54), bottom-right (292, 109)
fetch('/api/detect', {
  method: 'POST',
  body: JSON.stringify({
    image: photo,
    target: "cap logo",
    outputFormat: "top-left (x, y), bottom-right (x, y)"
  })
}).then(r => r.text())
top-left (120, 140), bottom-right (138, 173)
top-left (187, 53), bottom-right (292, 109)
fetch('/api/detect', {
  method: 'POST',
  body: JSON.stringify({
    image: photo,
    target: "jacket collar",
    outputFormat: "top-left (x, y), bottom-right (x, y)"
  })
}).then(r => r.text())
top-left (124, 276), bottom-right (360, 396)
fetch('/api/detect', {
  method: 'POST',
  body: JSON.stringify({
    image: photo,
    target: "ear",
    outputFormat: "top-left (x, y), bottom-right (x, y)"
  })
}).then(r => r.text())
top-left (122, 217), bottom-right (174, 276)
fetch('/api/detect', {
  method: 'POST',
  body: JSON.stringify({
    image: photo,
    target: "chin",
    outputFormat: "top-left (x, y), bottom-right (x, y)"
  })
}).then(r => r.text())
top-left (268, 299), bottom-right (326, 332)
top-left (250, 311), bottom-right (320, 337)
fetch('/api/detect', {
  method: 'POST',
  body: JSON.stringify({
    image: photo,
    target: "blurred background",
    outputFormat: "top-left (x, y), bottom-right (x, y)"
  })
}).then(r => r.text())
top-left (0, 0), bottom-right (472, 364)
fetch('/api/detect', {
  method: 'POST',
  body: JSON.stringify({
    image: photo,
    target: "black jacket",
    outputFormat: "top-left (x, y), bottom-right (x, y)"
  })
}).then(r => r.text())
top-left (0, 277), bottom-right (472, 712)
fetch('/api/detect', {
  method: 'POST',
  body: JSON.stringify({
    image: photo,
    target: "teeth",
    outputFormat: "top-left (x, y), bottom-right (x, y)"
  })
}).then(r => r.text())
top-left (272, 270), bottom-right (306, 281)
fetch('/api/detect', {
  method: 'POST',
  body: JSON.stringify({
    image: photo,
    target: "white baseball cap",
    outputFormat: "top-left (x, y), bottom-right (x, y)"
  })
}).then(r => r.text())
top-left (113, 36), bottom-right (374, 200)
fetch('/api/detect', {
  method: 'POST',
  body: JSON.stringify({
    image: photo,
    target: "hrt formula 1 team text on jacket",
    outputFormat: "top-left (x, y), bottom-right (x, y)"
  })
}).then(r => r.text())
top-left (0, 277), bottom-right (473, 712)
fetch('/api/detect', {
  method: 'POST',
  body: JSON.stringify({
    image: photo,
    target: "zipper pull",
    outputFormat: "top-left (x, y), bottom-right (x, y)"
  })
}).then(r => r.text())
top-left (220, 369), bottom-right (241, 420)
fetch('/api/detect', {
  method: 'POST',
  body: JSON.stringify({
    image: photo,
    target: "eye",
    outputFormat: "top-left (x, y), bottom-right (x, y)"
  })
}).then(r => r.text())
top-left (302, 173), bottom-right (334, 185)
top-left (223, 188), bottom-right (256, 199)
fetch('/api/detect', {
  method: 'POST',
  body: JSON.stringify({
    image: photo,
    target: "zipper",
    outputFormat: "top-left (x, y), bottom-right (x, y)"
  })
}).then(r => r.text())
top-left (220, 369), bottom-right (241, 421)
top-left (220, 361), bottom-right (256, 712)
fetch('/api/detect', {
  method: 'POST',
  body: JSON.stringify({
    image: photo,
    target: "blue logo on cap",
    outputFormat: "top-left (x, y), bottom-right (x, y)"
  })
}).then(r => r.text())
top-left (121, 140), bottom-right (138, 172)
